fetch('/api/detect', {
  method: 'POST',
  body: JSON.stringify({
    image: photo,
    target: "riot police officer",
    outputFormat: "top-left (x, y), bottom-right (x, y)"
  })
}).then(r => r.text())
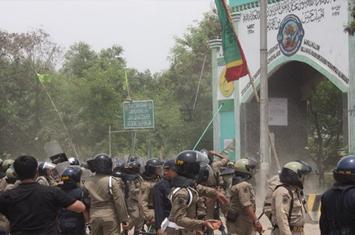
top-left (164, 150), bottom-right (222, 235)
top-left (84, 153), bottom-right (129, 235)
top-left (58, 167), bottom-right (88, 235)
top-left (141, 158), bottom-right (163, 225)
top-left (36, 162), bottom-right (56, 186)
top-left (320, 155), bottom-right (355, 235)
top-left (221, 158), bottom-right (262, 235)
top-left (113, 157), bottom-right (145, 235)
top-left (271, 161), bottom-right (312, 235)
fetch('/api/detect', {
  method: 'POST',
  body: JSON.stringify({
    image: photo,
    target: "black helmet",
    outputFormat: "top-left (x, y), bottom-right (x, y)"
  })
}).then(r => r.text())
top-left (126, 157), bottom-right (142, 174)
top-left (61, 166), bottom-right (82, 185)
top-left (144, 159), bottom-right (163, 177)
top-left (87, 158), bottom-right (97, 173)
top-left (113, 159), bottom-right (126, 172)
top-left (333, 155), bottom-right (355, 184)
top-left (279, 160), bottom-right (312, 188)
top-left (68, 157), bottom-right (80, 166)
top-left (38, 162), bottom-right (46, 176)
top-left (38, 162), bottom-right (56, 177)
top-left (196, 164), bottom-right (211, 184)
top-left (94, 153), bottom-right (112, 175)
top-left (200, 149), bottom-right (213, 164)
top-left (175, 150), bottom-right (209, 179)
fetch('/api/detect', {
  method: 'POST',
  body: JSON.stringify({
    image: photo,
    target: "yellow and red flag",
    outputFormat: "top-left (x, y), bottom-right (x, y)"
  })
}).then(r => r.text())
top-left (215, 0), bottom-right (248, 82)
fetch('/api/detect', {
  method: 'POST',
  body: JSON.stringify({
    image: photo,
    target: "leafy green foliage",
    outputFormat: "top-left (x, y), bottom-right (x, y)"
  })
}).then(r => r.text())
top-left (306, 80), bottom-right (346, 185)
top-left (0, 13), bottom-right (220, 160)
top-left (346, 0), bottom-right (355, 35)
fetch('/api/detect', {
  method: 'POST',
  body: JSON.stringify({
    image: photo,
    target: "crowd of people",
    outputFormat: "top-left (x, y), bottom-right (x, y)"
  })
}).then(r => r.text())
top-left (0, 150), bottom-right (354, 235)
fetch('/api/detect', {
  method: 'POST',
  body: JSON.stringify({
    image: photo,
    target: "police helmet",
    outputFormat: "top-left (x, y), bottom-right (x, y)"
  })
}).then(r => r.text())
top-left (144, 159), bottom-right (163, 176)
top-left (220, 158), bottom-right (256, 181)
top-left (2, 159), bottom-right (14, 172)
top-left (175, 150), bottom-right (208, 179)
top-left (87, 158), bottom-right (96, 173)
top-left (61, 166), bottom-right (82, 185)
top-left (163, 159), bottom-right (176, 171)
top-left (38, 161), bottom-right (56, 176)
top-left (227, 161), bottom-right (235, 168)
top-left (333, 155), bottom-right (355, 184)
top-left (94, 153), bottom-right (112, 175)
top-left (196, 164), bottom-right (211, 183)
top-left (68, 157), bottom-right (80, 166)
top-left (126, 157), bottom-right (141, 174)
top-left (234, 158), bottom-right (257, 176)
top-left (200, 149), bottom-right (213, 164)
top-left (38, 162), bottom-right (47, 176)
top-left (5, 167), bottom-right (17, 180)
top-left (127, 155), bottom-right (138, 164)
top-left (113, 158), bottom-right (126, 172)
top-left (279, 160), bottom-right (312, 188)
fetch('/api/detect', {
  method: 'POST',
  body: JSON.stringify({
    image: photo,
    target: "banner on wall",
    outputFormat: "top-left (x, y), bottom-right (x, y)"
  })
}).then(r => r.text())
top-left (232, 0), bottom-right (350, 99)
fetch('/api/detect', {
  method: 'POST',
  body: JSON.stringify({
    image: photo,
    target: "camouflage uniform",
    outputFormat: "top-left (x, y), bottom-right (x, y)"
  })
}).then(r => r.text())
top-left (204, 158), bottom-right (228, 219)
top-left (166, 183), bottom-right (217, 235)
top-left (271, 185), bottom-right (305, 235)
top-left (126, 175), bottom-right (145, 234)
top-left (84, 174), bottom-right (129, 235)
top-left (226, 181), bottom-right (256, 235)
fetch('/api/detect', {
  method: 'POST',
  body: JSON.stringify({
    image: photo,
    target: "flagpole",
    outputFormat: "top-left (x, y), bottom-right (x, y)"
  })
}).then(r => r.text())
top-left (36, 75), bottom-right (79, 158)
top-left (259, 0), bottom-right (270, 200)
top-left (247, 71), bottom-right (260, 102)
top-left (125, 70), bottom-right (131, 99)
top-left (193, 104), bottom-right (224, 150)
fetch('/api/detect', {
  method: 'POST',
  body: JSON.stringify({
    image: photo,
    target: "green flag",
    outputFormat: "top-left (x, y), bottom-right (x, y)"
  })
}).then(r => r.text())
top-left (215, 0), bottom-right (249, 82)
top-left (37, 73), bottom-right (52, 83)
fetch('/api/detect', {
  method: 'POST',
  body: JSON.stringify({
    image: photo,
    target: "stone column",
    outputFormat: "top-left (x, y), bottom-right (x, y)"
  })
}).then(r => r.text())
top-left (209, 39), bottom-right (222, 152)
top-left (232, 12), bottom-right (242, 160)
top-left (349, 33), bottom-right (355, 154)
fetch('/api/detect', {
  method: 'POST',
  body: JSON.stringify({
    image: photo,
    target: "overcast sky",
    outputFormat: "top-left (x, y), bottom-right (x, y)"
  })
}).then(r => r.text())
top-left (0, 0), bottom-right (212, 72)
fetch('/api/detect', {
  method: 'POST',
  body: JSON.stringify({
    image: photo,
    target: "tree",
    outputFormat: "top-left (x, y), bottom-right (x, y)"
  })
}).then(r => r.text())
top-left (0, 29), bottom-right (60, 158)
top-left (0, 11), bottom-right (221, 160)
top-left (306, 80), bottom-right (346, 186)
top-left (163, 12), bottom-right (221, 152)
top-left (62, 42), bottom-right (98, 78)
top-left (346, 0), bottom-right (355, 35)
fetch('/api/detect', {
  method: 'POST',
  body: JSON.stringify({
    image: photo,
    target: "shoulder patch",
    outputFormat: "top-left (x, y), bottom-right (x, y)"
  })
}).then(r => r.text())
top-left (177, 198), bottom-right (186, 205)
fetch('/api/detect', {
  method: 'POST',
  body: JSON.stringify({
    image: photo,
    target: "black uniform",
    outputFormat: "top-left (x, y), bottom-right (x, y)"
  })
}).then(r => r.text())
top-left (58, 184), bottom-right (88, 235)
top-left (153, 179), bottom-right (172, 230)
top-left (0, 182), bottom-right (76, 235)
top-left (320, 184), bottom-right (355, 235)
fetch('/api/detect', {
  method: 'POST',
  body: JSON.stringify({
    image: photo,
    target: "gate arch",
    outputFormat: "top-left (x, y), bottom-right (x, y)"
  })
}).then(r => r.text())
top-left (241, 54), bottom-right (348, 103)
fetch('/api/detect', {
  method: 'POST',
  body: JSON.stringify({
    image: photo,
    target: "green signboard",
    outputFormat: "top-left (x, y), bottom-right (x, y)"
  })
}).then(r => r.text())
top-left (123, 100), bottom-right (155, 129)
